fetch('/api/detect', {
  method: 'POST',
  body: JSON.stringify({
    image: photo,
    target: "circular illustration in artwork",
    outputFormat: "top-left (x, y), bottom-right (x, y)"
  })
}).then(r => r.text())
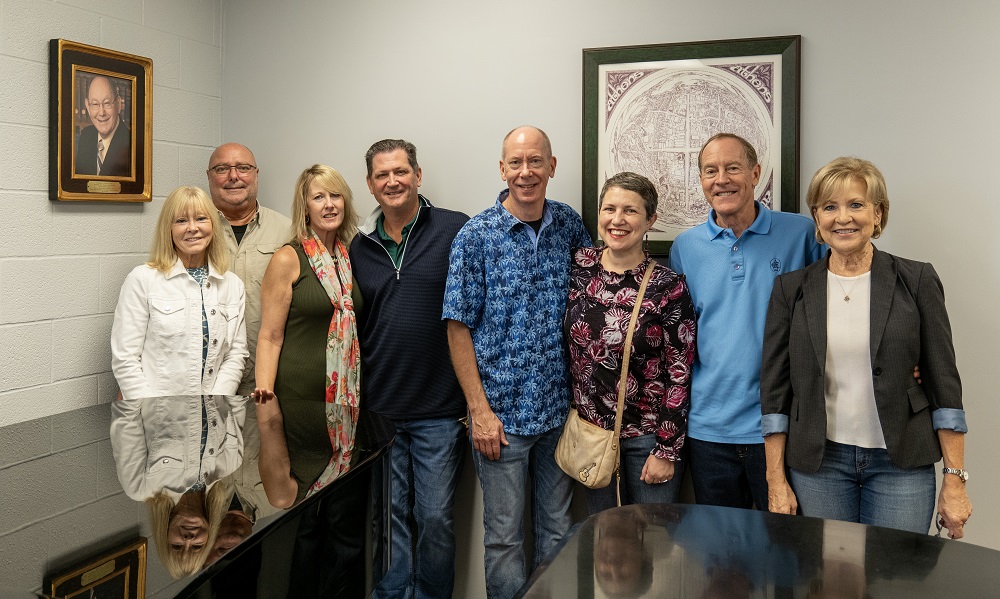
top-left (603, 66), bottom-right (775, 236)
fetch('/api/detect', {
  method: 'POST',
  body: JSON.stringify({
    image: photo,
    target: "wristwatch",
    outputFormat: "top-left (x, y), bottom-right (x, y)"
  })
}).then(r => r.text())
top-left (942, 467), bottom-right (969, 483)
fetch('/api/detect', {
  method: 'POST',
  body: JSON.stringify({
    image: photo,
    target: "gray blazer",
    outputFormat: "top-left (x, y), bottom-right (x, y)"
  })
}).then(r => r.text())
top-left (761, 247), bottom-right (963, 472)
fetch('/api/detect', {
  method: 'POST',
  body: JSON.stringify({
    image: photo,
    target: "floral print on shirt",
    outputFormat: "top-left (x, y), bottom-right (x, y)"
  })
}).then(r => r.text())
top-left (564, 247), bottom-right (697, 460)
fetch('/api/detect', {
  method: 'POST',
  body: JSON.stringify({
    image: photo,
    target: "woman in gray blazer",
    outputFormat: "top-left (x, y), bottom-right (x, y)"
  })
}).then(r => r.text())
top-left (760, 157), bottom-right (971, 538)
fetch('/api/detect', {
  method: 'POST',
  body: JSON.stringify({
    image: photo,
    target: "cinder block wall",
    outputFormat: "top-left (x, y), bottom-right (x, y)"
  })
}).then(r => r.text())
top-left (0, 0), bottom-right (223, 427)
top-left (0, 0), bottom-right (223, 594)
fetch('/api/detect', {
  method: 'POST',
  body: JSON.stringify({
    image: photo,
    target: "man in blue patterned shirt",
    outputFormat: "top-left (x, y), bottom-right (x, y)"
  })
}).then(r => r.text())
top-left (443, 126), bottom-right (592, 599)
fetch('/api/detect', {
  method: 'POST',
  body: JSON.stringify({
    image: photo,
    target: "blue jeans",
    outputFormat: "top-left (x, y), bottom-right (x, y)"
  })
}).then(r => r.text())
top-left (789, 440), bottom-right (935, 534)
top-left (585, 434), bottom-right (684, 514)
top-left (472, 427), bottom-right (573, 599)
top-left (373, 417), bottom-right (466, 599)
top-left (687, 438), bottom-right (769, 510)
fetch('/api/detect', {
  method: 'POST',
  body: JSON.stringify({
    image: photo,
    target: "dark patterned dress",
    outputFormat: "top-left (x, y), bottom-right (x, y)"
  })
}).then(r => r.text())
top-left (564, 247), bottom-right (696, 460)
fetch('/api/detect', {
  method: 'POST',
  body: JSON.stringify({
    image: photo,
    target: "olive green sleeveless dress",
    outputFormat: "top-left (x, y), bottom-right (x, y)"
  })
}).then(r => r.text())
top-left (274, 244), bottom-right (334, 502)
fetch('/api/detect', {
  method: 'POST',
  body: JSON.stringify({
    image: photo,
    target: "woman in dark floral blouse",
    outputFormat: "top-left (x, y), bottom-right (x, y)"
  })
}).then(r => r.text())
top-left (565, 172), bottom-right (697, 512)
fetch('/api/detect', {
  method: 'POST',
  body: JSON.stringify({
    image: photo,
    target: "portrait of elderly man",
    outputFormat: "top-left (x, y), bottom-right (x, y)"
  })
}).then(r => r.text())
top-left (75, 74), bottom-right (132, 177)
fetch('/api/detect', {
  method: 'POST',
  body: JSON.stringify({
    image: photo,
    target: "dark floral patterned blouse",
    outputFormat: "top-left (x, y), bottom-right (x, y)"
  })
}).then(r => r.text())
top-left (564, 247), bottom-right (697, 460)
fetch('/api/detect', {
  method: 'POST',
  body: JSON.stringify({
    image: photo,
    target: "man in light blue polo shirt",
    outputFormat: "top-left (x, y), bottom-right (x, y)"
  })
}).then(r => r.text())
top-left (670, 133), bottom-right (823, 510)
top-left (444, 126), bottom-right (591, 599)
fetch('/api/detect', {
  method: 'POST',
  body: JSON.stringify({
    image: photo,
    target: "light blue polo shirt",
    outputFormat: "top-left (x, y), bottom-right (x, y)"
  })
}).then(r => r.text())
top-left (670, 202), bottom-right (823, 444)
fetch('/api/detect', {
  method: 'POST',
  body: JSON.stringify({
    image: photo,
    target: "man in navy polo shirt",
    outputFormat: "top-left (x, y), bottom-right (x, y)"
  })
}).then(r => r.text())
top-left (669, 133), bottom-right (823, 511)
top-left (443, 126), bottom-right (591, 599)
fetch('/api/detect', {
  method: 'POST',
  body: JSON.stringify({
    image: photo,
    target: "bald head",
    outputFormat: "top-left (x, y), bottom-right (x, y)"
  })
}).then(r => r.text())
top-left (209, 143), bottom-right (256, 170)
top-left (207, 143), bottom-right (259, 219)
top-left (501, 126), bottom-right (552, 161)
top-left (85, 76), bottom-right (122, 138)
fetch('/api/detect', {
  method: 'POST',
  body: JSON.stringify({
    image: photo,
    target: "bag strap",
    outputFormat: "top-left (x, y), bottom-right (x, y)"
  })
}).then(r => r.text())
top-left (612, 260), bottom-right (655, 506)
top-left (611, 260), bottom-right (656, 445)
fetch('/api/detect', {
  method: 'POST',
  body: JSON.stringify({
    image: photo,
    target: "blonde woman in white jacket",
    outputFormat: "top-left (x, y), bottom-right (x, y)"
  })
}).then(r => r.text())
top-left (110, 186), bottom-right (248, 577)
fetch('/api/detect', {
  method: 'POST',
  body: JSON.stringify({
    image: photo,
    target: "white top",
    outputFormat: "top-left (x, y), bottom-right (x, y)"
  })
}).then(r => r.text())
top-left (111, 260), bottom-right (248, 400)
top-left (824, 271), bottom-right (886, 449)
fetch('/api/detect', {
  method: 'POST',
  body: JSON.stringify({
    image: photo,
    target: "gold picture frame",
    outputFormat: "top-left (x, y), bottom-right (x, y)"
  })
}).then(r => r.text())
top-left (50, 39), bottom-right (152, 202)
top-left (43, 537), bottom-right (147, 598)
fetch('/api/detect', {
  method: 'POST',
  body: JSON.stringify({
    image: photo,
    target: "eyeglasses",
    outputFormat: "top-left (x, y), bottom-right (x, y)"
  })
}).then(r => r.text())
top-left (87, 100), bottom-right (116, 111)
top-left (503, 157), bottom-right (548, 172)
top-left (209, 164), bottom-right (257, 176)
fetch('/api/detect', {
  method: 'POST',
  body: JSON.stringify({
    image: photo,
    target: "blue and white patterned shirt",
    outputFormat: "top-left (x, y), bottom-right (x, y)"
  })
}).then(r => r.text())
top-left (443, 190), bottom-right (592, 435)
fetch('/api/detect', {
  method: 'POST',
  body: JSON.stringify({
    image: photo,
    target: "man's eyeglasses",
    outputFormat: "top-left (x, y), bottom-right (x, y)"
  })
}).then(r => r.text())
top-left (209, 164), bottom-right (257, 176)
top-left (87, 100), bottom-right (117, 112)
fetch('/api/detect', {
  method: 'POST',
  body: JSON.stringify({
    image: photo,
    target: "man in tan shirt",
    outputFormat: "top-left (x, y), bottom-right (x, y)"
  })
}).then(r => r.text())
top-left (208, 143), bottom-right (291, 520)
top-left (206, 143), bottom-right (291, 396)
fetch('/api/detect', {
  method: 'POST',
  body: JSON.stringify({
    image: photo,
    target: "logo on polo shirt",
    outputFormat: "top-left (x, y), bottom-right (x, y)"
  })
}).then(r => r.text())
top-left (770, 258), bottom-right (781, 272)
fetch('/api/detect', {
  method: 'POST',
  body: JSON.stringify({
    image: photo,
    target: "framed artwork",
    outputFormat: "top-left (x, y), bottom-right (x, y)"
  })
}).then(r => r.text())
top-left (582, 35), bottom-right (801, 255)
top-left (50, 39), bottom-right (152, 202)
top-left (43, 538), bottom-right (147, 598)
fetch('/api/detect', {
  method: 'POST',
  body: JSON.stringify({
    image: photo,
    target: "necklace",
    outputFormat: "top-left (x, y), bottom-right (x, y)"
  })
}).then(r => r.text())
top-left (832, 272), bottom-right (860, 302)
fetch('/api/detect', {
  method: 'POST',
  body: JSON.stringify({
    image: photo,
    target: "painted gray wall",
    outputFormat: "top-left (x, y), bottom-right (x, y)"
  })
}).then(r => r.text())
top-left (221, 3), bottom-right (999, 594)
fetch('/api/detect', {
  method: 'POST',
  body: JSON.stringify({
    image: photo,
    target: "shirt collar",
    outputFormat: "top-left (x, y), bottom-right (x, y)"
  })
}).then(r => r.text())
top-left (166, 258), bottom-right (225, 280)
top-left (361, 195), bottom-right (430, 235)
top-left (216, 202), bottom-right (261, 230)
top-left (705, 200), bottom-right (772, 239)
top-left (494, 189), bottom-right (552, 232)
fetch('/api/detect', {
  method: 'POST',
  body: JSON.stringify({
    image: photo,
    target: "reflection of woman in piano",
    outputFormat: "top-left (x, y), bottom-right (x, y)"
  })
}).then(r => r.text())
top-left (111, 394), bottom-right (243, 577)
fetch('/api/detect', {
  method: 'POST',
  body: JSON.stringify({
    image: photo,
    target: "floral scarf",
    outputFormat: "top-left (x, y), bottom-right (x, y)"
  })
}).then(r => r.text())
top-left (300, 231), bottom-right (361, 495)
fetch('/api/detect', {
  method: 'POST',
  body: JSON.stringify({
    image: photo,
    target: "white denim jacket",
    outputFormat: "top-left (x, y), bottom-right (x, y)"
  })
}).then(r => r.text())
top-left (111, 394), bottom-right (246, 501)
top-left (111, 260), bottom-right (248, 400)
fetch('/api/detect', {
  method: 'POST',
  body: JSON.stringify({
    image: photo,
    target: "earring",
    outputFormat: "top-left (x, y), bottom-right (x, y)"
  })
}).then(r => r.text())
top-left (814, 227), bottom-right (824, 244)
top-left (872, 223), bottom-right (882, 238)
top-left (643, 233), bottom-right (649, 251)
top-left (305, 215), bottom-right (310, 225)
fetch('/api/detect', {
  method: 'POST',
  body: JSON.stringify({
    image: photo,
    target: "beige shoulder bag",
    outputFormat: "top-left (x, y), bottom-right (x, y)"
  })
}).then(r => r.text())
top-left (555, 261), bottom-right (656, 493)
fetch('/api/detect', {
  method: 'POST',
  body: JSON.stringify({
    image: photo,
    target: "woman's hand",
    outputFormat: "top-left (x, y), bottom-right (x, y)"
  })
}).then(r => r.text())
top-left (937, 476), bottom-right (972, 539)
top-left (937, 430), bottom-right (971, 539)
top-left (640, 454), bottom-right (675, 485)
top-left (253, 388), bottom-right (276, 405)
top-left (764, 433), bottom-right (797, 514)
top-left (767, 477), bottom-right (798, 515)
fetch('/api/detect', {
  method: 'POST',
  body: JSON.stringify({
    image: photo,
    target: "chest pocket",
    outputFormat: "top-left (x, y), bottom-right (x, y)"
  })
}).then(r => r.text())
top-left (148, 436), bottom-right (186, 474)
top-left (221, 304), bottom-right (241, 343)
top-left (148, 297), bottom-right (186, 338)
top-left (249, 246), bottom-right (279, 287)
top-left (205, 304), bottom-right (241, 347)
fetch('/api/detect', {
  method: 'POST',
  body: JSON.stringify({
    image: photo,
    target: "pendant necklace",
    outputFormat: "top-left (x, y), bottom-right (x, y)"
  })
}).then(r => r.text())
top-left (833, 273), bottom-right (860, 302)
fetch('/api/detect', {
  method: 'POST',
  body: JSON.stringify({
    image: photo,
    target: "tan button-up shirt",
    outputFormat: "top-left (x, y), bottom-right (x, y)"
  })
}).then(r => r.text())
top-left (218, 204), bottom-right (292, 394)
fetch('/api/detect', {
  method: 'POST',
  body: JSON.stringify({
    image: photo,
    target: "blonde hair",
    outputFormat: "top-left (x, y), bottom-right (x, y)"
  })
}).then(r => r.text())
top-left (289, 164), bottom-right (358, 247)
top-left (147, 480), bottom-right (233, 578)
top-left (806, 157), bottom-right (890, 241)
top-left (148, 186), bottom-right (229, 273)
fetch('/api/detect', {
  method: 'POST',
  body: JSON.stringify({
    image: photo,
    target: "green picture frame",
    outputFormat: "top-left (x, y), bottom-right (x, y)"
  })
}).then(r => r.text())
top-left (582, 35), bottom-right (801, 256)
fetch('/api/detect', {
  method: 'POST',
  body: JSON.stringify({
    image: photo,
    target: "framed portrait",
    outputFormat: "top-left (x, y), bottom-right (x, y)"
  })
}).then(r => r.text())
top-left (50, 39), bottom-right (152, 202)
top-left (43, 538), bottom-right (147, 598)
top-left (582, 36), bottom-right (801, 256)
